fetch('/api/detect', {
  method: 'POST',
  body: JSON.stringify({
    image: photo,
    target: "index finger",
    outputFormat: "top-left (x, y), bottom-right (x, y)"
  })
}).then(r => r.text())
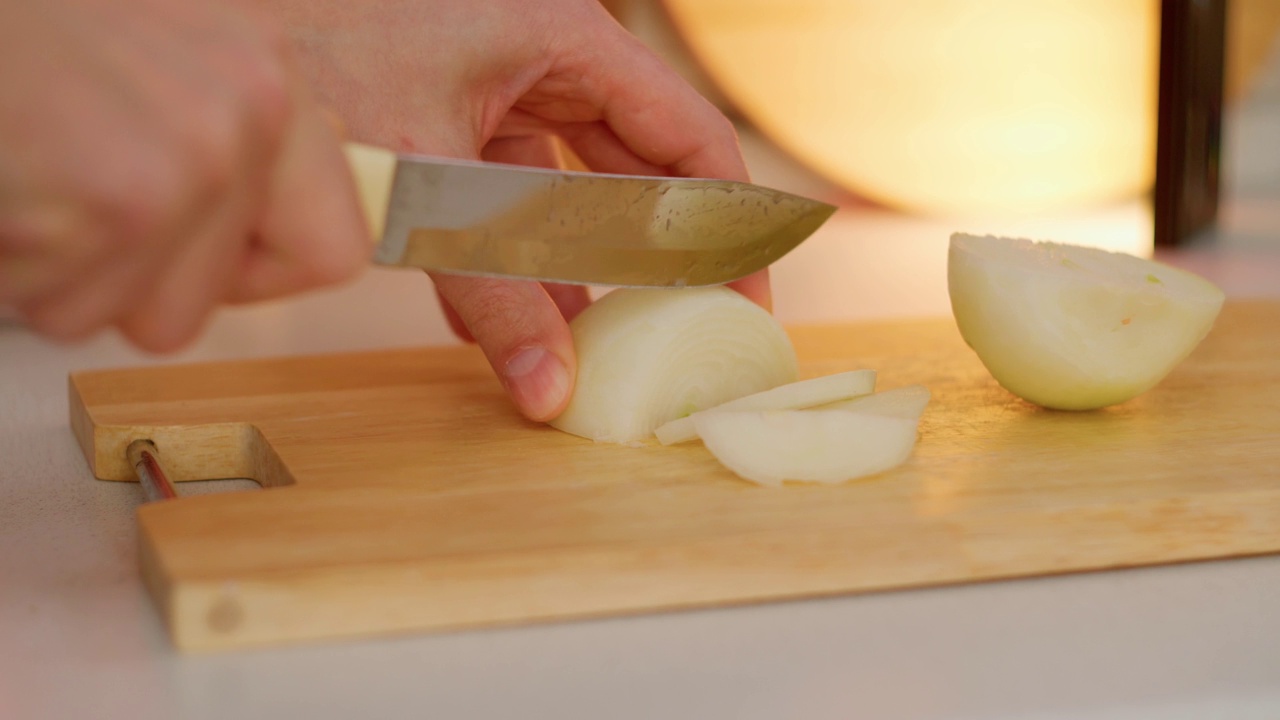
top-left (556, 12), bottom-right (750, 183)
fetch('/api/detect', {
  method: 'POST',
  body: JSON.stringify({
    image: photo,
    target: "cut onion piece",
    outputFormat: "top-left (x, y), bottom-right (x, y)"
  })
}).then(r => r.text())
top-left (654, 369), bottom-right (877, 445)
top-left (692, 386), bottom-right (930, 487)
top-left (817, 384), bottom-right (931, 416)
top-left (948, 233), bottom-right (1225, 410)
top-left (550, 287), bottom-right (798, 443)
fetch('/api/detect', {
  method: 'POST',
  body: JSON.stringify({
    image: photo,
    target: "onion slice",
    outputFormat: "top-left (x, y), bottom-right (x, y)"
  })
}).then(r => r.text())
top-left (550, 288), bottom-right (798, 443)
top-left (817, 383), bottom-right (930, 415)
top-left (654, 369), bottom-right (877, 445)
top-left (692, 386), bottom-right (930, 487)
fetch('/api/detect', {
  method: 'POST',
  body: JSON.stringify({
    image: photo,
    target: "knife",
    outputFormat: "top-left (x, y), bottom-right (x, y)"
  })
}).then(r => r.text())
top-left (344, 143), bottom-right (836, 287)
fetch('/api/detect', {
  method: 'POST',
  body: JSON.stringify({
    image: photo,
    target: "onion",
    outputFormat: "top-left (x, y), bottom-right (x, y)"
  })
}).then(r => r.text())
top-left (692, 385), bottom-right (931, 487)
top-left (550, 287), bottom-right (798, 443)
top-left (818, 383), bottom-right (930, 415)
top-left (654, 369), bottom-right (877, 445)
top-left (948, 233), bottom-right (1225, 410)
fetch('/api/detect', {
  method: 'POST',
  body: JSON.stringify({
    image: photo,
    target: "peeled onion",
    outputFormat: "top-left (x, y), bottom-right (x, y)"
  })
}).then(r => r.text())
top-left (692, 385), bottom-right (931, 487)
top-left (948, 233), bottom-right (1225, 410)
top-left (550, 287), bottom-right (798, 443)
top-left (654, 369), bottom-right (877, 445)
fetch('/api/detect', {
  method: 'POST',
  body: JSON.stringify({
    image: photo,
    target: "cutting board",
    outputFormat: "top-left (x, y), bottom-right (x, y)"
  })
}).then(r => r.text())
top-left (70, 301), bottom-right (1280, 652)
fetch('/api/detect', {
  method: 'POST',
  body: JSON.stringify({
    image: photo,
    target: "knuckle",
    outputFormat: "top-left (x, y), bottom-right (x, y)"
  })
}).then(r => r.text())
top-left (93, 157), bottom-right (186, 246)
top-left (182, 102), bottom-right (243, 198)
top-left (693, 100), bottom-right (738, 148)
top-left (259, 231), bottom-right (366, 295)
top-left (253, 15), bottom-right (296, 69)
top-left (230, 44), bottom-right (294, 148)
top-left (711, 110), bottom-right (738, 142)
top-left (178, 81), bottom-right (282, 205)
top-left (300, 239), bottom-right (364, 287)
top-left (0, 209), bottom-right (68, 255)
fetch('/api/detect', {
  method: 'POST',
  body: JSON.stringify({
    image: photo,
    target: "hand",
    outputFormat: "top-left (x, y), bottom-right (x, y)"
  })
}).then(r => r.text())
top-left (0, 0), bottom-right (369, 351)
top-left (273, 0), bottom-right (766, 421)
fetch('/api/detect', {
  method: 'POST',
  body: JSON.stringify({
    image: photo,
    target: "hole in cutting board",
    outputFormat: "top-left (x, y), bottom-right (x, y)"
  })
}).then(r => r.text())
top-left (111, 424), bottom-right (296, 493)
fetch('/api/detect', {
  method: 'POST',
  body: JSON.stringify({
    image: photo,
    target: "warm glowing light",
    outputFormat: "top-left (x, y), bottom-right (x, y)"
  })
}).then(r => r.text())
top-left (664, 0), bottom-right (1160, 216)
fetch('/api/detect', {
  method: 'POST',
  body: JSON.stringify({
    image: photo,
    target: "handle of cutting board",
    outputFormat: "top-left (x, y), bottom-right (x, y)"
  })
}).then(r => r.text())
top-left (342, 142), bottom-right (397, 244)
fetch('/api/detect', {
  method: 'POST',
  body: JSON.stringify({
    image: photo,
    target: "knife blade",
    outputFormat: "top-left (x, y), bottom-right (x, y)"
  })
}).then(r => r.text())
top-left (344, 143), bottom-right (836, 287)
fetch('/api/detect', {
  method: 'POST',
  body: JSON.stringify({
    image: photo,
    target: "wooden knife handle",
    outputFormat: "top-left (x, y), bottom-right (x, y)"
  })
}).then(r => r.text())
top-left (342, 142), bottom-right (397, 243)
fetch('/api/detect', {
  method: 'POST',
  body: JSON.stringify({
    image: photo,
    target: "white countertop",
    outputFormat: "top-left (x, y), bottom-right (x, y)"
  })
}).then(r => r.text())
top-left (5, 63), bottom-right (1280, 720)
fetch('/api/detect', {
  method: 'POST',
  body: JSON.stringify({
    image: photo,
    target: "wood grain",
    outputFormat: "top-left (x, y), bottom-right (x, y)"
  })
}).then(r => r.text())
top-left (69, 301), bottom-right (1280, 651)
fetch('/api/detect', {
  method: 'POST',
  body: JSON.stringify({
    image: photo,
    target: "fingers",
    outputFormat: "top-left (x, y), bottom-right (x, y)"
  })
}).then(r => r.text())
top-left (436, 133), bottom-right (585, 421)
top-left (432, 274), bottom-right (575, 422)
top-left (550, 10), bottom-right (749, 182)
top-left (19, 231), bottom-right (172, 344)
top-left (437, 279), bottom-right (590, 345)
top-left (116, 197), bottom-right (251, 351)
top-left (495, 9), bottom-right (769, 311)
top-left (430, 79), bottom-right (581, 407)
top-left (434, 133), bottom-right (566, 346)
top-left (480, 134), bottom-right (593, 324)
top-left (1, 1), bottom-right (366, 351)
top-left (481, 135), bottom-right (593, 323)
top-left (497, 26), bottom-right (770, 312)
top-left (480, 133), bottom-right (565, 169)
top-left (543, 282), bottom-right (592, 323)
top-left (433, 132), bottom-right (591, 351)
top-left (436, 287), bottom-right (474, 343)
top-left (0, 204), bottom-right (104, 306)
top-left (554, 119), bottom-right (669, 177)
top-left (726, 269), bottom-right (772, 312)
top-left (229, 73), bottom-right (369, 303)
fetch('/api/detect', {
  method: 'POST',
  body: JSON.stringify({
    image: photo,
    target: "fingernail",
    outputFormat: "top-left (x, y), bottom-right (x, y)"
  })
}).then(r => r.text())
top-left (503, 346), bottom-right (571, 421)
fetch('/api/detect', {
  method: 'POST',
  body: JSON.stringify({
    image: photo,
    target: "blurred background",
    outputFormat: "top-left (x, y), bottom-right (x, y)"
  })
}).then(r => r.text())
top-left (598, 0), bottom-right (1278, 243)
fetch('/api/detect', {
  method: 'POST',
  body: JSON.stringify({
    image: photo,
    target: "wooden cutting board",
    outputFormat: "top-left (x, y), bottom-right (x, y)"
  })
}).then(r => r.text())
top-left (70, 301), bottom-right (1280, 652)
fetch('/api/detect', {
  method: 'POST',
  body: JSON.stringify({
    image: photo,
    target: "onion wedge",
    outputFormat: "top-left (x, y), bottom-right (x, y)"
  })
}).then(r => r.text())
top-left (654, 369), bottom-right (877, 445)
top-left (550, 287), bottom-right (798, 443)
top-left (692, 386), bottom-right (930, 487)
top-left (948, 232), bottom-right (1224, 409)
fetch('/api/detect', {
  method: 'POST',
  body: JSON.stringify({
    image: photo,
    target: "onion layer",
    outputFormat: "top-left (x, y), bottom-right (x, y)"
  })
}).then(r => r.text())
top-left (654, 369), bottom-right (877, 445)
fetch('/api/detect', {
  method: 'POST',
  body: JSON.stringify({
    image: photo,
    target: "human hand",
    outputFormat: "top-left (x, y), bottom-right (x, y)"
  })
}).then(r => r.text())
top-left (0, 0), bottom-right (369, 351)
top-left (274, 0), bottom-right (765, 421)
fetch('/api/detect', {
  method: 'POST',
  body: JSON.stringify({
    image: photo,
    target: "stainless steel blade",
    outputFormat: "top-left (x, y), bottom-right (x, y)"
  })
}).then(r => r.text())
top-left (372, 155), bottom-right (836, 287)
